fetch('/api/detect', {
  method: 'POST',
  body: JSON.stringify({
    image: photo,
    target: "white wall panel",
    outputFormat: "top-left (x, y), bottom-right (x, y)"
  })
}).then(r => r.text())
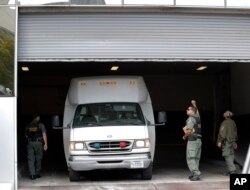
top-left (0, 98), bottom-right (16, 190)
top-left (18, 12), bottom-right (250, 61)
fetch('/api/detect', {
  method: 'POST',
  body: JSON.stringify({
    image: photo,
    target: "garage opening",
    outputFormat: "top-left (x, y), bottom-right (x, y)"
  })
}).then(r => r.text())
top-left (17, 7), bottom-right (250, 188)
top-left (17, 61), bottom-right (248, 183)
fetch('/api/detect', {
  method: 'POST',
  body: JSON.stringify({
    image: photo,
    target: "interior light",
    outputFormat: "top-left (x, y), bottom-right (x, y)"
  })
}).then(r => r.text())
top-left (21, 66), bottom-right (29, 71)
top-left (111, 66), bottom-right (119, 71)
top-left (196, 66), bottom-right (207, 71)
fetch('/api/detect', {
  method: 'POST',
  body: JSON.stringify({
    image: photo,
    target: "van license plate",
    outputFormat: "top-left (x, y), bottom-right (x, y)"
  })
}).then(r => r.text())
top-left (130, 161), bottom-right (144, 168)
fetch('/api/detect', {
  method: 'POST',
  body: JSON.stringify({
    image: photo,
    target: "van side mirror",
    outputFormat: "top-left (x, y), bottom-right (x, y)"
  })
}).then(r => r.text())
top-left (158, 111), bottom-right (167, 123)
top-left (51, 115), bottom-right (60, 128)
top-left (52, 115), bottom-right (69, 129)
top-left (154, 111), bottom-right (166, 126)
top-left (148, 112), bottom-right (167, 126)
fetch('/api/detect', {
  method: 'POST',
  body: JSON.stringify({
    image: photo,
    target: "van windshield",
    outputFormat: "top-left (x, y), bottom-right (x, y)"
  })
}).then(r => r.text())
top-left (73, 103), bottom-right (145, 127)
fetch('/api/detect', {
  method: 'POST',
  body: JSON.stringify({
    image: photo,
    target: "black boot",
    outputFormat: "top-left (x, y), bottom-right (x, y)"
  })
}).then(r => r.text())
top-left (223, 171), bottom-right (230, 176)
top-left (35, 174), bottom-right (41, 178)
top-left (189, 174), bottom-right (200, 181)
top-left (30, 175), bottom-right (36, 180)
top-left (36, 174), bottom-right (41, 178)
top-left (188, 172), bottom-right (194, 179)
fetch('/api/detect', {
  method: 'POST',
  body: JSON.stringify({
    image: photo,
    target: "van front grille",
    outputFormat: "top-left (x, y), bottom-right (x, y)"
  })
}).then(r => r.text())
top-left (87, 140), bottom-right (133, 153)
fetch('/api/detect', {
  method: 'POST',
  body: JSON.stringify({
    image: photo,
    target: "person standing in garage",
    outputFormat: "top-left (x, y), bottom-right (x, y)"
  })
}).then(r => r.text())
top-left (25, 113), bottom-right (48, 180)
top-left (217, 110), bottom-right (238, 175)
top-left (183, 100), bottom-right (202, 181)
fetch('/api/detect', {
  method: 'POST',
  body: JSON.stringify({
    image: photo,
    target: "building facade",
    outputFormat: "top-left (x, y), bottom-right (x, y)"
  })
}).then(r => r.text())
top-left (1, 0), bottom-right (250, 189)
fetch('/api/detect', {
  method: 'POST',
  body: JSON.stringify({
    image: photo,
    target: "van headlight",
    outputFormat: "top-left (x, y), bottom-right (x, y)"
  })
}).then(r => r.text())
top-left (69, 141), bottom-right (87, 151)
top-left (133, 139), bottom-right (150, 148)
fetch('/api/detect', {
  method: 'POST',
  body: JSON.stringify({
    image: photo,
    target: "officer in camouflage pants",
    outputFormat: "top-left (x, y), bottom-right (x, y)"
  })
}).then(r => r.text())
top-left (183, 100), bottom-right (202, 181)
top-left (217, 110), bottom-right (238, 175)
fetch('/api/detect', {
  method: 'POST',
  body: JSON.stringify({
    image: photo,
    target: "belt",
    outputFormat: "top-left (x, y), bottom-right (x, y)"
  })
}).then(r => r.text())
top-left (28, 139), bottom-right (42, 142)
top-left (188, 134), bottom-right (202, 141)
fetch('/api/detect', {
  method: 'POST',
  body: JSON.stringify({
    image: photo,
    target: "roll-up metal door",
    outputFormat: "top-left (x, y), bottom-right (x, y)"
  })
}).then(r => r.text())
top-left (18, 12), bottom-right (250, 62)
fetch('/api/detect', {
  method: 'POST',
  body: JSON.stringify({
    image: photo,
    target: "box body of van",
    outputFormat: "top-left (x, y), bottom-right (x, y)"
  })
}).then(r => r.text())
top-left (63, 76), bottom-right (155, 181)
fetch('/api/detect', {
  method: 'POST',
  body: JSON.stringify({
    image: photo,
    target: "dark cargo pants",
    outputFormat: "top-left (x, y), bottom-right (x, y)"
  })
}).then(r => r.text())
top-left (27, 141), bottom-right (43, 176)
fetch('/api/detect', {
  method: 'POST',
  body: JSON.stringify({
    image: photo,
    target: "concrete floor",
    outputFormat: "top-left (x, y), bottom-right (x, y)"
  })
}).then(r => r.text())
top-left (18, 146), bottom-right (238, 190)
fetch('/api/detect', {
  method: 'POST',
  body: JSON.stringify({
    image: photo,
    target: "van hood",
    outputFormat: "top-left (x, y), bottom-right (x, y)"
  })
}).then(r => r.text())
top-left (71, 125), bottom-right (147, 141)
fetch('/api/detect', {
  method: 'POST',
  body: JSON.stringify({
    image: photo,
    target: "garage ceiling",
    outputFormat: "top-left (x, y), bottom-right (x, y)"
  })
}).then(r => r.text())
top-left (18, 61), bottom-right (230, 86)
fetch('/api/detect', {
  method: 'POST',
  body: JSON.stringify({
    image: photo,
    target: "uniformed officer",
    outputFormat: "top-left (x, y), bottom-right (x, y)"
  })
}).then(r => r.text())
top-left (25, 114), bottom-right (48, 180)
top-left (217, 110), bottom-right (238, 175)
top-left (183, 100), bottom-right (202, 181)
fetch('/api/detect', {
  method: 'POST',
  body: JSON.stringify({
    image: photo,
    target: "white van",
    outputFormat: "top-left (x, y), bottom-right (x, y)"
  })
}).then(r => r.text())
top-left (61, 76), bottom-right (165, 181)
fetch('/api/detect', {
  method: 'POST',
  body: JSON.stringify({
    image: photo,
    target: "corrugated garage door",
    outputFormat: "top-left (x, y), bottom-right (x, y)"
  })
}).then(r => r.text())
top-left (18, 12), bottom-right (250, 62)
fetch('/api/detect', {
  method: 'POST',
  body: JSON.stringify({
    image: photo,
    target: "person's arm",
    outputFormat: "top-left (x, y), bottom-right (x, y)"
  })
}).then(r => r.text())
top-left (217, 123), bottom-right (226, 148)
top-left (217, 131), bottom-right (223, 148)
top-left (40, 123), bottom-right (48, 151)
top-left (42, 132), bottom-right (48, 151)
top-left (183, 126), bottom-right (195, 140)
top-left (24, 125), bottom-right (28, 139)
top-left (233, 120), bottom-right (238, 150)
top-left (191, 100), bottom-right (199, 116)
top-left (183, 117), bottom-right (195, 140)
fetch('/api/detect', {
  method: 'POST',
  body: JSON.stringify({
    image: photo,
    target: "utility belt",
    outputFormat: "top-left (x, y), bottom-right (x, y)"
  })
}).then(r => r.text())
top-left (188, 134), bottom-right (202, 141)
top-left (28, 138), bottom-right (43, 142)
top-left (222, 139), bottom-right (236, 145)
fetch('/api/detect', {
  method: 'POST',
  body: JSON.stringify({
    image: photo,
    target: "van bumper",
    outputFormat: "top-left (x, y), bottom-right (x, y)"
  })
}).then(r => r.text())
top-left (69, 153), bottom-right (151, 171)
